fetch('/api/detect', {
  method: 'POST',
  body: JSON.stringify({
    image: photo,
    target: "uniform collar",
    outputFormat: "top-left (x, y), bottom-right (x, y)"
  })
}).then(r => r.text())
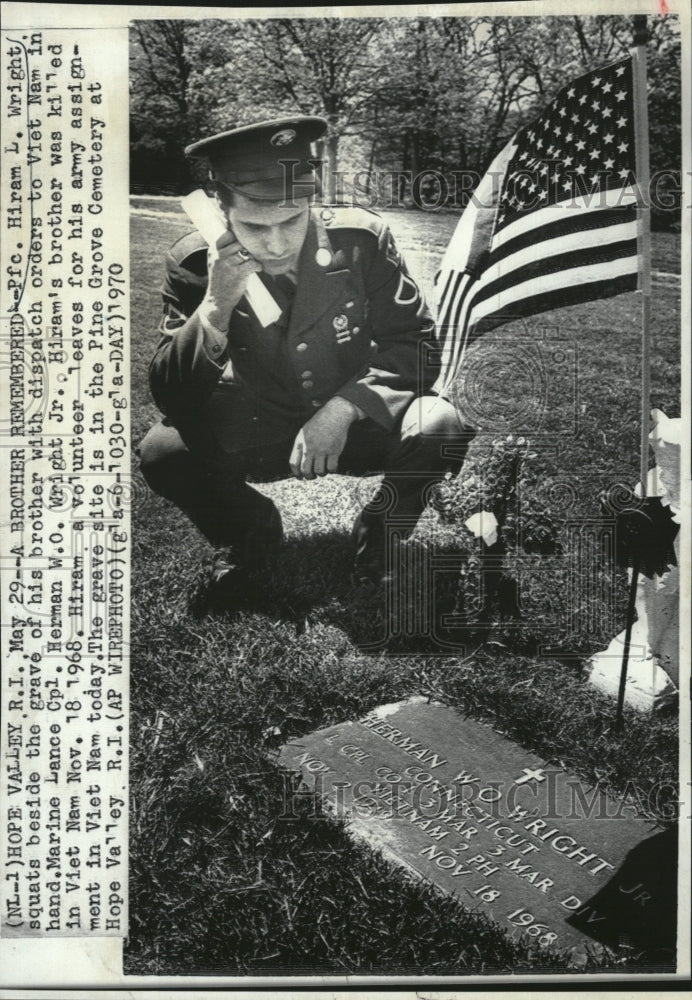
top-left (302, 205), bottom-right (349, 272)
top-left (286, 207), bottom-right (351, 335)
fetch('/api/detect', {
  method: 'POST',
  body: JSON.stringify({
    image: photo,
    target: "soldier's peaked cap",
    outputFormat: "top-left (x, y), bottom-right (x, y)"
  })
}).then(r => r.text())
top-left (185, 115), bottom-right (327, 201)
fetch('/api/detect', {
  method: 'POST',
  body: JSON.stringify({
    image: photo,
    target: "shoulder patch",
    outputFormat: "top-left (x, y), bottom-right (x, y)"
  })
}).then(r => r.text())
top-left (384, 229), bottom-right (402, 267)
top-left (168, 229), bottom-right (209, 270)
top-left (158, 301), bottom-right (189, 336)
top-left (317, 204), bottom-right (384, 238)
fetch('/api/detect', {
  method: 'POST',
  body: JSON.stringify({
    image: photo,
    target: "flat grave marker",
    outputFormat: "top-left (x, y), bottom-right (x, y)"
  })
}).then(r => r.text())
top-left (278, 697), bottom-right (675, 967)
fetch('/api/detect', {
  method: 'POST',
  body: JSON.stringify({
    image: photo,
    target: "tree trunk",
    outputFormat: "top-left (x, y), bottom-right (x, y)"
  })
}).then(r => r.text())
top-left (366, 139), bottom-right (377, 199)
top-left (325, 133), bottom-right (339, 204)
top-left (458, 135), bottom-right (466, 173)
top-left (314, 138), bottom-right (325, 204)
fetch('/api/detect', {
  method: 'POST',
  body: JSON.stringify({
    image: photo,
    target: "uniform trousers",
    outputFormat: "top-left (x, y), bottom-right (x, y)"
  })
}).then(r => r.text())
top-left (138, 395), bottom-right (473, 572)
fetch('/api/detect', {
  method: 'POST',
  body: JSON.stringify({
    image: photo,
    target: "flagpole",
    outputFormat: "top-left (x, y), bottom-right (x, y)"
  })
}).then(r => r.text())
top-left (614, 14), bottom-right (652, 725)
top-left (632, 14), bottom-right (652, 498)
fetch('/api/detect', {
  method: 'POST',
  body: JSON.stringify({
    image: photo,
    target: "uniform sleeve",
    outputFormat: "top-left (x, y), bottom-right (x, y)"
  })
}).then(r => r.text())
top-left (148, 244), bottom-right (228, 422)
top-left (335, 223), bottom-right (437, 429)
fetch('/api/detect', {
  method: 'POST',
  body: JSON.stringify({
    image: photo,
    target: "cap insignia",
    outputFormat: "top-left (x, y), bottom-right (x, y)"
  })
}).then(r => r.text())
top-left (270, 128), bottom-right (297, 147)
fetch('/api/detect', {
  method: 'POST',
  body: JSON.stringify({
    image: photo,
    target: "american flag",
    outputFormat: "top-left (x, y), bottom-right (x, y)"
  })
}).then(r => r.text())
top-left (433, 56), bottom-right (640, 395)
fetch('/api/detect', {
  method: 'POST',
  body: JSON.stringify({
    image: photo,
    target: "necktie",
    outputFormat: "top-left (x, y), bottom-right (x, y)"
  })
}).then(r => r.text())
top-left (273, 274), bottom-right (296, 305)
top-left (267, 274), bottom-right (295, 329)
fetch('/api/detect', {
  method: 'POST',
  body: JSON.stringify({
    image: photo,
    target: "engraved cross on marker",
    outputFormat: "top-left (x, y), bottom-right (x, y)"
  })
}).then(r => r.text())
top-left (514, 768), bottom-right (547, 785)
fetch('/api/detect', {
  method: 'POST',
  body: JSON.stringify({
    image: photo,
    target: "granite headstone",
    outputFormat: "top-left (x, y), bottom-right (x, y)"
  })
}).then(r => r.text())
top-left (278, 698), bottom-right (675, 965)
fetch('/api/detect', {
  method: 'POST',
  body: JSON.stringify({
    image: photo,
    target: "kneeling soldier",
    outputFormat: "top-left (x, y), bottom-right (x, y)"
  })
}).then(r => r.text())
top-left (139, 115), bottom-right (473, 604)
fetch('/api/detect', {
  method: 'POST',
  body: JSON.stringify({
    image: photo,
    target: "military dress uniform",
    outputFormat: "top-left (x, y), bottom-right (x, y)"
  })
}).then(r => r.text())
top-left (138, 117), bottom-right (473, 583)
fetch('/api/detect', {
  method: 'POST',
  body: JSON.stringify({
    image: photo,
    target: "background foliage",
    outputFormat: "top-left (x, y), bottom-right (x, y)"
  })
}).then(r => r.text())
top-left (130, 13), bottom-right (681, 226)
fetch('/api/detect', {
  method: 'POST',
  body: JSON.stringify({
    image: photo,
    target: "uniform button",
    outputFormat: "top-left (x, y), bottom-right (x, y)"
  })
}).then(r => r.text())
top-left (302, 380), bottom-right (314, 389)
top-left (239, 346), bottom-right (248, 352)
top-left (311, 399), bottom-right (321, 408)
top-left (345, 300), bottom-right (354, 308)
top-left (301, 370), bottom-right (312, 379)
top-left (252, 416), bottom-right (258, 422)
top-left (296, 342), bottom-right (308, 352)
top-left (353, 326), bottom-right (360, 335)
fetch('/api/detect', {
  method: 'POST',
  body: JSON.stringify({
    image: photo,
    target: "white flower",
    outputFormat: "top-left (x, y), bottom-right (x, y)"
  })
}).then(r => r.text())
top-left (464, 511), bottom-right (499, 546)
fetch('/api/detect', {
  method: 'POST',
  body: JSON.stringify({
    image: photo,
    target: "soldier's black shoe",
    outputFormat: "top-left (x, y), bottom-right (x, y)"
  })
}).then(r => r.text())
top-left (189, 548), bottom-right (248, 617)
top-left (484, 624), bottom-right (510, 650)
top-left (210, 548), bottom-right (246, 598)
top-left (190, 504), bottom-right (284, 617)
top-left (350, 511), bottom-right (396, 589)
top-left (350, 562), bottom-right (392, 590)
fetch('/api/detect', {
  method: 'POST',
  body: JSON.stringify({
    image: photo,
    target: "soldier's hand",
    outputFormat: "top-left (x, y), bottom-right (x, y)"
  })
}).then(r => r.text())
top-left (290, 397), bottom-right (362, 479)
top-left (199, 229), bottom-right (262, 332)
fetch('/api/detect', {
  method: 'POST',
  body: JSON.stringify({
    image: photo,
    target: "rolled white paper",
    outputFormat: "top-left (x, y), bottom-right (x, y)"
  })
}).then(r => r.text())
top-left (180, 190), bottom-right (281, 328)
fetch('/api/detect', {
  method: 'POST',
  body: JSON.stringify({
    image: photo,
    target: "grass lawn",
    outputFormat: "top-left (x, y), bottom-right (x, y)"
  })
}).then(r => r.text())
top-left (126, 198), bottom-right (680, 976)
